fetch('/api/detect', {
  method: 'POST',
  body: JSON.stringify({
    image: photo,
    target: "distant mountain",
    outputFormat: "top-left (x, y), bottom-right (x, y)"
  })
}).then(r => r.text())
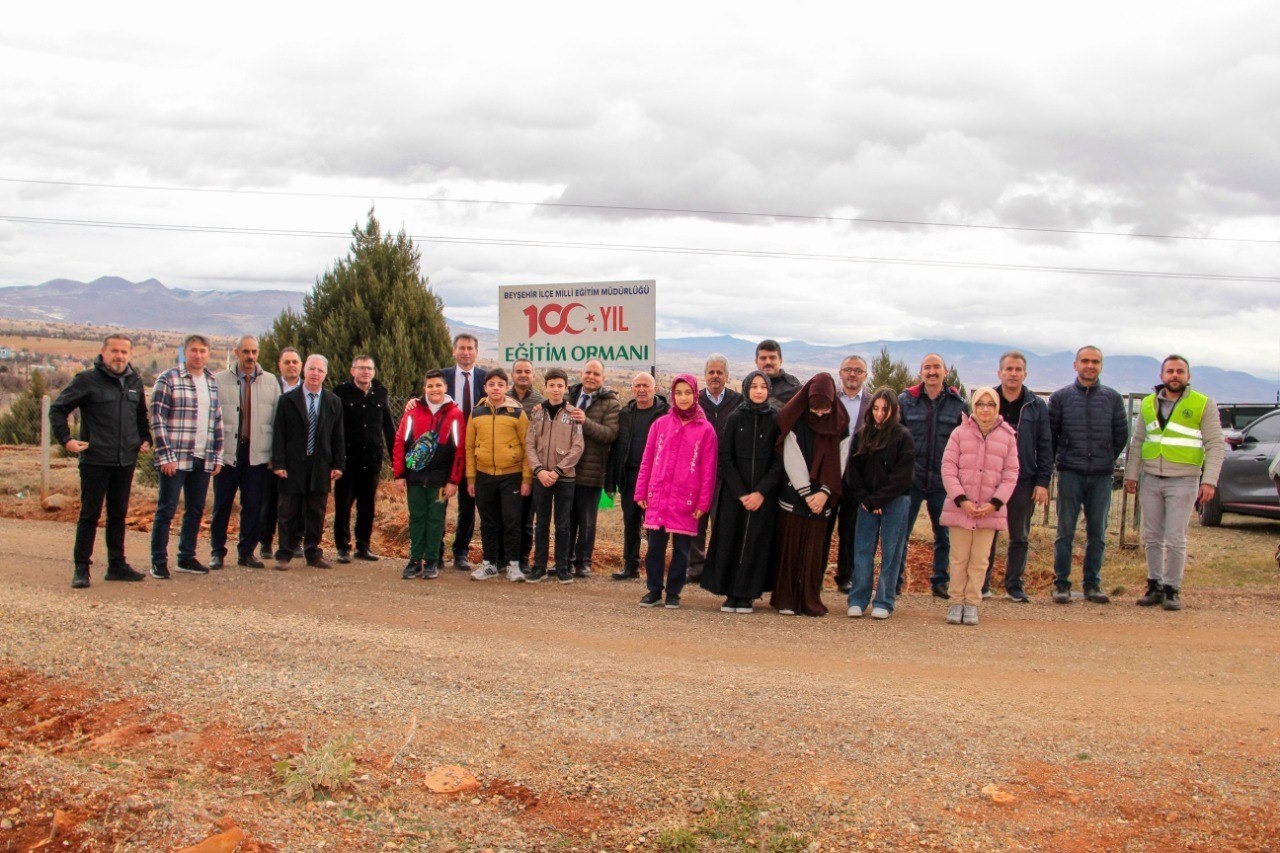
top-left (0, 276), bottom-right (306, 335)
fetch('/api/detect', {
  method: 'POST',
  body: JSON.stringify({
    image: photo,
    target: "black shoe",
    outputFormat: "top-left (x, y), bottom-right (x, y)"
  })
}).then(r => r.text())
top-left (175, 558), bottom-right (209, 575)
top-left (354, 548), bottom-right (379, 562)
top-left (1161, 585), bottom-right (1182, 611)
top-left (931, 582), bottom-right (950, 600)
top-left (259, 545), bottom-right (273, 561)
top-left (525, 567), bottom-right (546, 583)
top-left (1084, 586), bottom-right (1110, 604)
top-left (208, 555), bottom-right (224, 570)
top-left (237, 554), bottom-right (266, 569)
top-left (837, 582), bottom-right (852, 594)
top-left (1052, 584), bottom-right (1071, 604)
top-left (686, 571), bottom-right (702, 583)
top-left (664, 594), bottom-right (681, 609)
top-left (71, 565), bottom-right (90, 589)
top-left (150, 564), bottom-right (171, 580)
top-left (556, 567), bottom-right (574, 584)
top-left (422, 561), bottom-right (439, 580)
top-left (1136, 578), bottom-right (1164, 607)
top-left (574, 566), bottom-right (592, 578)
top-left (720, 598), bottom-right (737, 613)
top-left (104, 564), bottom-right (145, 582)
top-left (611, 569), bottom-right (640, 580)
top-left (1004, 589), bottom-right (1030, 603)
top-left (402, 560), bottom-right (422, 580)
top-left (639, 590), bottom-right (662, 607)
top-left (307, 557), bottom-right (333, 569)
top-left (336, 549), bottom-right (352, 564)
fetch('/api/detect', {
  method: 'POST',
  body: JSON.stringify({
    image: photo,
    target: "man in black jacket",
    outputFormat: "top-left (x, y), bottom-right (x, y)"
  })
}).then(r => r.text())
top-left (1048, 346), bottom-right (1128, 604)
top-left (49, 334), bottom-right (152, 588)
top-left (755, 339), bottom-right (802, 408)
top-left (606, 372), bottom-right (668, 580)
top-left (332, 355), bottom-right (395, 563)
top-left (271, 354), bottom-right (345, 570)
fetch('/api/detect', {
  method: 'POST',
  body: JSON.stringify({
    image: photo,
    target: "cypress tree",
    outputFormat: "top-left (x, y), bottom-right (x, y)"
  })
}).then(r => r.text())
top-left (260, 210), bottom-right (453, 398)
top-left (868, 346), bottom-right (913, 395)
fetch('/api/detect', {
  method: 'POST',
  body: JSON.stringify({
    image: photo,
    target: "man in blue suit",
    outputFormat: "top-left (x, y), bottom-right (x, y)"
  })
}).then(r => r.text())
top-left (441, 334), bottom-right (487, 569)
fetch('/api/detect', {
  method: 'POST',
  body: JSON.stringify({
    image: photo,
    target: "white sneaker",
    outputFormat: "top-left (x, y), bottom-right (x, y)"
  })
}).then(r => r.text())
top-left (778, 608), bottom-right (796, 616)
top-left (846, 605), bottom-right (863, 618)
top-left (505, 561), bottom-right (526, 582)
top-left (734, 604), bottom-right (754, 614)
top-left (962, 604), bottom-right (979, 626)
top-left (870, 607), bottom-right (890, 619)
top-left (470, 561), bottom-right (499, 581)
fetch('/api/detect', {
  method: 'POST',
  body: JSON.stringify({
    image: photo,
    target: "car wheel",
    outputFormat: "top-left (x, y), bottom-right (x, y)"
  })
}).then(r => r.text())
top-left (1198, 494), bottom-right (1223, 527)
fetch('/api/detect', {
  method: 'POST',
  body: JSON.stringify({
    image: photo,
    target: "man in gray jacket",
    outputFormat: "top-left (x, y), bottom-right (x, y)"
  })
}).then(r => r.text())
top-left (1123, 355), bottom-right (1224, 611)
top-left (1048, 346), bottom-right (1128, 604)
top-left (209, 336), bottom-right (280, 569)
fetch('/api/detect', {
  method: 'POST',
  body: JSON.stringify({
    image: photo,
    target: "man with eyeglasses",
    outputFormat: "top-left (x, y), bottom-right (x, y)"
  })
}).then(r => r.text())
top-left (831, 355), bottom-right (873, 591)
top-left (333, 354), bottom-right (396, 563)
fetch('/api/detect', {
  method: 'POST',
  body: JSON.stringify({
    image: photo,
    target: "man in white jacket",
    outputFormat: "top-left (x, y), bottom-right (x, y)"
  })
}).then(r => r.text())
top-left (209, 336), bottom-right (281, 569)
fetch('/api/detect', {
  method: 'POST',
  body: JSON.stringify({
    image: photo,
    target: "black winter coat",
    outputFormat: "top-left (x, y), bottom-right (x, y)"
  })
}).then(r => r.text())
top-left (605, 395), bottom-right (669, 493)
top-left (272, 387), bottom-right (346, 494)
top-left (49, 356), bottom-right (151, 468)
top-left (844, 424), bottom-right (915, 511)
top-left (333, 379), bottom-right (396, 471)
top-left (898, 384), bottom-right (968, 491)
top-left (698, 387), bottom-right (745, 438)
top-left (700, 404), bottom-right (783, 599)
top-left (1048, 380), bottom-right (1128, 475)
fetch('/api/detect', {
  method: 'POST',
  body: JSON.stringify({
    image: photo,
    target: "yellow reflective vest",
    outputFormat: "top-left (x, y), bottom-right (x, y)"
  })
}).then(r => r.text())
top-left (1140, 390), bottom-right (1208, 467)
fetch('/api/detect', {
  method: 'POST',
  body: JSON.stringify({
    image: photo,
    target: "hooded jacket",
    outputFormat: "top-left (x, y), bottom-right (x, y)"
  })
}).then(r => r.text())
top-left (49, 355), bottom-right (151, 468)
top-left (939, 414), bottom-right (1020, 530)
top-left (466, 396), bottom-right (533, 485)
top-left (898, 383), bottom-right (968, 491)
top-left (634, 376), bottom-right (719, 535)
top-left (526, 399), bottom-right (585, 480)
top-left (605, 393), bottom-right (670, 493)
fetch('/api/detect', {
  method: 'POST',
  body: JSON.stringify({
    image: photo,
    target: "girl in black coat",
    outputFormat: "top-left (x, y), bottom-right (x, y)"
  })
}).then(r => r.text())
top-left (700, 372), bottom-right (784, 613)
top-left (843, 387), bottom-right (916, 619)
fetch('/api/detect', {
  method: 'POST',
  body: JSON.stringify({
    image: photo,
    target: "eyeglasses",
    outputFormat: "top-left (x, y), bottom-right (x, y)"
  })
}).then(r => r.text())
top-left (974, 401), bottom-right (998, 409)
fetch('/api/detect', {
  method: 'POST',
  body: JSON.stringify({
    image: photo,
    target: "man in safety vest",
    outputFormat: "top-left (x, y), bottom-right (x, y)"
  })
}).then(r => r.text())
top-left (1123, 355), bottom-right (1225, 611)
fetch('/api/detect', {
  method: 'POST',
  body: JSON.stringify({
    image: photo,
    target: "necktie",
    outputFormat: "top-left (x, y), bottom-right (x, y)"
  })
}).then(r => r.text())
top-left (578, 392), bottom-right (590, 409)
top-left (461, 371), bottom-right (471, 416)
top-left (306, 392), bottom-right (318, 455)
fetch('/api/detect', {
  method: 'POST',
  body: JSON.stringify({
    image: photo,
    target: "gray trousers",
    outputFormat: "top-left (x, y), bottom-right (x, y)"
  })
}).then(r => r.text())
top-left (1139, 475), bottom-right (1199, 588)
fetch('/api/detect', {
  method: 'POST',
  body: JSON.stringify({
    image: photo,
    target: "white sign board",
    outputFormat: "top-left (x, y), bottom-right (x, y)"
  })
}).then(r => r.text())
top-left (498, 280), bottom-right (656, 366)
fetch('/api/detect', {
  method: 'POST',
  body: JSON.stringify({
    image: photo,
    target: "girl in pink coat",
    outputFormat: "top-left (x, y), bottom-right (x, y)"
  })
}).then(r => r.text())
top-left (940, 386), bottom-right (1020, 625)
top-left (634, 374), bottom-right (719, 609)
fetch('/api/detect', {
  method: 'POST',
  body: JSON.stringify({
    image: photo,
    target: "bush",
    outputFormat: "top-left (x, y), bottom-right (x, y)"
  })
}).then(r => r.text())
top-left (0, 371), bottom-right (46, 445)
top-left (274, 736), bottom-right (357, 801)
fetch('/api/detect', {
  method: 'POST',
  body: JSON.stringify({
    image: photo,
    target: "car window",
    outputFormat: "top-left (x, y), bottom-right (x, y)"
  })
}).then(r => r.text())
top-left (1246, 414), bottom-right (1280, 444)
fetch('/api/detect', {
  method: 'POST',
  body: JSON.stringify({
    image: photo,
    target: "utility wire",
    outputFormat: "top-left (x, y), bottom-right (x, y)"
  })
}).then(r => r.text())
top-left (4, 213), bottom-right (1278, 283)
top-left (1, 175), bottom-right (1275, 245)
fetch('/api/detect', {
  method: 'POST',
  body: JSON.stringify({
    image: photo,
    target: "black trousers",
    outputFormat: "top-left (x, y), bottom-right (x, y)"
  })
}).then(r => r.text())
top-left (620, 468), bottom-right (644, 573)
top-left (333, 453), bottom-right (381, 551)
top-left (475, 472), bottom-right (523, 566)
top-left (449, 482), bottom-right (477, 559)
top-left (276, 461), bottom-right (327, 561)
top-left (533, 478), bottom-right (575, 570)
top-left (74, 463), bottom-right (135, 568)
top-left (258, 469), bottom-right (300, 554)
top-left (829, 495), bottom-right (859, 586)
top-left (209, 447), bottom-right (268, 560)
top-left (568, 484), bottom-right (603, 570)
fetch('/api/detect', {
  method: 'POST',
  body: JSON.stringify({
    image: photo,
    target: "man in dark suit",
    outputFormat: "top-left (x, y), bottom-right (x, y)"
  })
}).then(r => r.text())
top-left (832, 355), bottom-right (873, 592)
top-left (440, 333), bottom-right (487, 569)
top-left (271, 354), bottom-right (345, 570)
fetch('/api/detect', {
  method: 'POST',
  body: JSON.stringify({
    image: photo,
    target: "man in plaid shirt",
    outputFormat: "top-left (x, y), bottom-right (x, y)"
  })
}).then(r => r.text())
top-left (150, 334), bottom-right (224, 578)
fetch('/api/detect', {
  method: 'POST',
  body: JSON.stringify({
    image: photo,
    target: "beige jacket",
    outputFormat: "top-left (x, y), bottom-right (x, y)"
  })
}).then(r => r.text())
top-left (215, 367), bottom-right (282, 467)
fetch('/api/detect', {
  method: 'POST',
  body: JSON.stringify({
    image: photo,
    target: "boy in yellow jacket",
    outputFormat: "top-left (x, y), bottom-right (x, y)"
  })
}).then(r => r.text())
top-left (466, 368), bottom-right (533, 581)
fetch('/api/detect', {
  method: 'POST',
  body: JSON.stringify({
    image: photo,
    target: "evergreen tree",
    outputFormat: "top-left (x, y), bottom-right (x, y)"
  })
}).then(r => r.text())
top-left (867, 346), bottom-right (913, 395)
top-left (259, 210), bottom-right (453, 399)
top-left (944, 363), bottom-right (968, 400)
top-left (0, 369), bottom-right (46, 445)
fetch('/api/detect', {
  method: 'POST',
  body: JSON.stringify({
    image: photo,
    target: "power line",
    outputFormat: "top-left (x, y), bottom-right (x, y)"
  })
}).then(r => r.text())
top-left (5, 213), bottom-right (1278, 284)
top-left (1, 175), bottom-right (1276, 245)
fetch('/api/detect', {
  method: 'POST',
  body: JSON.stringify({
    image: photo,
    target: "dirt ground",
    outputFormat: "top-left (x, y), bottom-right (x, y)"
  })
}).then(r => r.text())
top-left (2, 447), bottom-right (1279, 851)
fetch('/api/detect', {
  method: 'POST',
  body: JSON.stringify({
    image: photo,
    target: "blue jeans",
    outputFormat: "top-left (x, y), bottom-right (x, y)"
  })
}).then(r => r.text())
top-left (1053, 470), bottom-right (1113, 590)
top-left (151, 457), bottom-right (212, 566)
top-left (848, 495), bottom-right (910, 613)
top-left (903, 486), bottom-right (950, 586)
top-left (645, 527), bottom-right (693, 596)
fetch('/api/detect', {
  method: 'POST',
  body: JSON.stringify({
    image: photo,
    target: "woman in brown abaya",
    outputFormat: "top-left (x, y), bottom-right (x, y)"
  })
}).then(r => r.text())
top-left (769, 373), bottom-right (851, 616)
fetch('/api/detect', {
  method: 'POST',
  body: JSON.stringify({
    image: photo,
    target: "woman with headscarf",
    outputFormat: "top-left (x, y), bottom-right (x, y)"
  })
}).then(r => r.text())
top-left (843, 388), bottom-right (916, 619)
top-left (700, 371), bottom-right (784, 613)
top-left (769, 372), bottom-right (851, 616)
top-left (634, 374), bottom-right (719, 609)
top-left (940, 386), bottom-right (1020, 626)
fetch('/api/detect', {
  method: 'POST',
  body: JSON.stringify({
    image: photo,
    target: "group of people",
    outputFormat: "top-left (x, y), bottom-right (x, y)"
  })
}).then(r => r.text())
top-left (51, 332), bottom-right (1229, 624)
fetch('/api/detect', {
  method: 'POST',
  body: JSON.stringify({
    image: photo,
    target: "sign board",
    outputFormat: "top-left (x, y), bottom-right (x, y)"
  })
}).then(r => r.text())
top-left (498, 280), bottom-right (656, 366)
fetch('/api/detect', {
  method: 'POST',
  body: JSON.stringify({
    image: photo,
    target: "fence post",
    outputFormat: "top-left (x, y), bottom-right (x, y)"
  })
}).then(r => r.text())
top-left (40, 394), bottom-right (51, 500)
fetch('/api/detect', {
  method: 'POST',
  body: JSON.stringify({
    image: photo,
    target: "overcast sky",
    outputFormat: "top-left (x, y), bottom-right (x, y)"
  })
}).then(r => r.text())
top-left (2, 3), bottom-right (1278, 374)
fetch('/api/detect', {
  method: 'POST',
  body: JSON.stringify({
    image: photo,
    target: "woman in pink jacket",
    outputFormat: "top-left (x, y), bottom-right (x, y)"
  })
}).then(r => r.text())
top-left (634, 374), bottom-right (719, 609)
top-left (940, 386), bottom-right (1020, 626)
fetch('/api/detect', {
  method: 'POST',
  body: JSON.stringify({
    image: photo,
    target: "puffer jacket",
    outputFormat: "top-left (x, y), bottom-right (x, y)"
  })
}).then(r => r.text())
top-left (566, 384), bottom-right (620, 488)
top-left (1048, 379), bottom-right (1128, 475)
top-left (898, 383), bottom-right (968, 491)
top-left (466, 397), bottom-right (532, 485)
top-left (392, 397), bottom-right (465, 488)
top-left (526, 401), bottom-right (585, 479)
top-left (940, 415), bottom-right (1020, 530)
top-left (634, 408), bottom-right (719, 536)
